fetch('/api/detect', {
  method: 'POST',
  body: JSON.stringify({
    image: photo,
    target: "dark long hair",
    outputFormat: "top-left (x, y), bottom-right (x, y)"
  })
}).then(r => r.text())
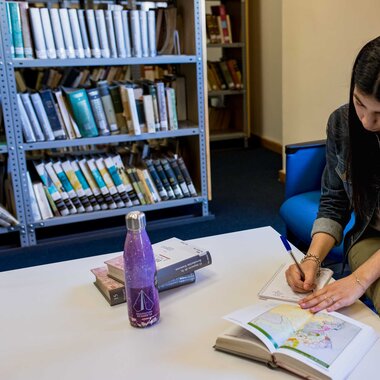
top-left (348, 37), bottom-right (380, 219)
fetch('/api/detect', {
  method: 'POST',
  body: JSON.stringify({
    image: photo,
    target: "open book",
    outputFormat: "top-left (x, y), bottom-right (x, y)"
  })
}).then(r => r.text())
top-left (258, 263), bottom-right (334, 302)
top-left (214, 301), bottom-right (378, 380)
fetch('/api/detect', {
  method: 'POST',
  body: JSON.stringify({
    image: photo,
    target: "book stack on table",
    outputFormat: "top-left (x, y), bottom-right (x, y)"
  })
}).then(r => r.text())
top-left (91, 237), bottom-right (212, 306)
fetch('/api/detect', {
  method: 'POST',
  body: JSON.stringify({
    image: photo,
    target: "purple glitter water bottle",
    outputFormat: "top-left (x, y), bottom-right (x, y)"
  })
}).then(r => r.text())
top-left (123, 211), bottom-right (160, 328)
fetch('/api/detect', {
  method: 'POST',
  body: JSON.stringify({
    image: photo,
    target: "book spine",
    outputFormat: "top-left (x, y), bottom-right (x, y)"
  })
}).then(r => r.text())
top-left (152, 159), bottom-right (175, 199)
top-left (165, 87), bottom-right (178, 130)
top-left (177, 157), bottom-right (197, 197)
top-left (142, 168), bottom-right (161, 202)
top-left (144, 159), bottom-right (168, 200)
top-left (78, 158), bottom-right (108, 210)
top-left (109, 85), bottom-right (128, 134)
top-left (6, 3), bottom-right (15, 58)
top-left (85, 9), bottom-right (101, 58)
top-left (112, 10), bottom-right (127, 58)
top-left (29, 8), bottom-right (47, 59)
top-left (32, 182), bottom-right (54, 220)
top-left (39, 89), bottom-right (67, 140)
top-left (97, 82), bottom-right (119, 134)
top-left (157, 251), bottom-right (212, 285)
top-left (40, 8), bottom-right (57, 59)
top-left (121, 10), bottom-right (132, 58)
top-left (33, 161), bottom-right (70, 216)
top-left (54, 90), bottom-right (76, 139)
top-left (129, 10), bottom-right (142, 57)
top-left (95, 9), bottom-right (110, 58)
top-left (26, 172), bottom-right (42, 221)
top-left (147, 10), bottom-right (156, 57)
top-left (70, 159), bottom-right (101, 211)
top-left (58, 8), bottom-right (75, 59)
top-left (65, 89), bottom-right (99, 138)
top-left (44, 161), bottom-right (77, 214)
top-left (142, 95), bottom-right (156, 133)
top-left (8, 2), bottom-right (24, 58)
top-left (29, 92), bottom-right (55, 141)
top-left (52, 161), bottom-right (85, 213)
top-left (17, 94), bottom-right (36, 142)
top-left (94, 157), bottom-right (125, 208)
top-left (126, 167), bottom-right (147, 205)
top-left (86, 88), bottom-right (111, 136)
top-left (104, 10), bottom-right (118, 59)
top-left (86, 158), bottom-right (117, 209)
top-left (68, 9), bottom-right (85, 59)
top-left (103, 157), bottom-right (132, 207)
top-left (135, 168), bottom-right (155, 204)
top-left (20, 93), bottom-right (45, 142)
top-left (168, 157), bottom-right (190, 197)
top-left (126, 87), bottom-right (141, 135)
top-left (111, 155), bottom-right (140, 205)
top-left (219, 61), bottom-right (235, 90)
top-left (49, 9), bottom-right (67, 59)
top-left (148, 84), bottom-right (161, 131)
top-left (158, 272), bottom-right (196, 292)
top-left (160, 158), bottom-right (183, 198)
top-left (156, 82), bottom-right (168, 131)
top-left (77, 10), bottom-right (91, 58)
top-left (0, 203), bottom-right (19, 225)
top-left (139, 10), bottom-right (149, 58)
top-left (61, 160), bottom-right (93, 212)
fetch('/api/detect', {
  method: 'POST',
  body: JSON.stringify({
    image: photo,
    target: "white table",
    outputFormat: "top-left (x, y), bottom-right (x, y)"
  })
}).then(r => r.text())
top-left (0, 226), bottom-right (379, 380)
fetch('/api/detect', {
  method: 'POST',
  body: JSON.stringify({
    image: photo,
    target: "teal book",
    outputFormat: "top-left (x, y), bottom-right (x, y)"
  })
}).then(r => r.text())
top-left (7, 2), bottom-right (24, 58)
top-left (5, 3), bottom-right (15, 58)
top-left (64, 88), bottom-right (99, 138)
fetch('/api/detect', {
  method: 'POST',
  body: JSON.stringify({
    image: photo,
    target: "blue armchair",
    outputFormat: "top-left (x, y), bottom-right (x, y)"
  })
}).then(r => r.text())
top-left (279, 140), bottom-right (355, 263)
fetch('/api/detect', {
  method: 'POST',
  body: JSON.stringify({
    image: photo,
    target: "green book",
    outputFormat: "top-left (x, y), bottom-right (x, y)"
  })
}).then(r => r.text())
top-left (7, 2), bottom-right (24, 58)
top-left (5, 3), bottom-right (15, 58)
top-left (64, 88), bottom-right (99, 138)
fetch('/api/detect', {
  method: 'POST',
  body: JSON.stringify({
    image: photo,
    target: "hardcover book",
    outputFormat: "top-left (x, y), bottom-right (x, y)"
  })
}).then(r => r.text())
top-left (215, 301), bottom-right (378, 380)
top-left (105, 237), bottom-right (212, 285)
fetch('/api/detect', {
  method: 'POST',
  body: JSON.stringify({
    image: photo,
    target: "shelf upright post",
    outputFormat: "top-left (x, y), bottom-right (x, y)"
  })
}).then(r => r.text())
top-left (0, 0), bottom-right (35, 246)
top-left (194, 0), bottom-right (209, 218)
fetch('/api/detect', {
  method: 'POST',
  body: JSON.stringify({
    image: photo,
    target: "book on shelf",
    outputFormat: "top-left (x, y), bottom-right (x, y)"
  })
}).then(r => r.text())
top-left (258, 263), bottom-right (334, 303)
top-left (211, 5), bottom-right (231, 44)
top-left (105, 237), bottom-right (212, 285)
top-left (91, 266), bottom-right (196, 306)
top-left (0, 203), bottom-right (19, 226)
top-left (215, 301), bottom-right (378, 380)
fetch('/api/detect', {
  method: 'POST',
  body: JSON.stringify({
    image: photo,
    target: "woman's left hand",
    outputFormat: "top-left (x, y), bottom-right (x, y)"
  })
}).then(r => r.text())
top-left (298, 274), bottom-right (366, 313)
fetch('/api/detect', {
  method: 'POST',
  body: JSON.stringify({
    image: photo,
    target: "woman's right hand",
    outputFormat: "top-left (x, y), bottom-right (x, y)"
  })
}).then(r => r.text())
top-left (285, 259), bottom-right (319, 293)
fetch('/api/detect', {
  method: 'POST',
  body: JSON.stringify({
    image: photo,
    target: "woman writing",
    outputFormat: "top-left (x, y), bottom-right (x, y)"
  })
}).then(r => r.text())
top-left (285, 36), bottom-right (380, 314)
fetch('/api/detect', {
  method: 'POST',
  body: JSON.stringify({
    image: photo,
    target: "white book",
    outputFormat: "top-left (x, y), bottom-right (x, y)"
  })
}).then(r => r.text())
top-left (129, 10), bottom-right (142, 57)
top-left (77, 10), bottom-right (92, 58)
top-left (54, 90), bottom-right (76, 140)
top-left (68, 9), bottom-right (85, 59)
top-left (26, 172), bottom-right (41, 221)
top-left (17, 93), bottom-right (36, 142)
top-left (40, 8), bottom-right (57, 59)
top-left (165, 87), bottom-right (178, 130)
top-left (20, 93), bottom-right (45, 141)
top-left (147, 10), bottom-right (156, 57)
top-left (156, 82), bottom-right (168, 131)
top-left (33, 182), bottom-right (54, 220)
top-left (139, 10), bottom-right (149, 58)
top-left (104, 10), bottom-right (118, 58)
top-left (58, 8), bottom-right (75, 59)
top-left (112, 10), bottom-right (127, 58)
top-left (142, 94), bottom-right (156, 133)
top-left (49, 8), bottom-right (67, 59)
top-left (95, 9), bottom-right (110, 58)
top-left (121, 10), bottom-right (132, 58)
top-left (126, 87), bottom-right (141, 135)
top-left (30, 92), bottom-right (55, 141)
top-left (85, 9), bottom-right (101, 58)
top-left (29, 8), bottom-right (47, 59)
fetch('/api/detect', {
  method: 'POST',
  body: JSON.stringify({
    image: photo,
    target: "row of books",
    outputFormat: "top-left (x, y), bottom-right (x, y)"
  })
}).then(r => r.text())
top-left (206, 5), bottom-right (233, 44)
top-left (28, 153), bottom-right (197, 221)
top-left (18, 80), bottom-right (181, 143)
top-left (6, 2), bottom-right (175, 60)
top-left (207, 60), bottom-right (243, 92)
top-left (91, 237), bottom-right (212, 306)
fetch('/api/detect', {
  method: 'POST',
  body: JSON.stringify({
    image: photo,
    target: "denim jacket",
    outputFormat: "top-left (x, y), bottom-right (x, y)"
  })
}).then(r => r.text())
top-left (311, 104), bottom-right (378, 259)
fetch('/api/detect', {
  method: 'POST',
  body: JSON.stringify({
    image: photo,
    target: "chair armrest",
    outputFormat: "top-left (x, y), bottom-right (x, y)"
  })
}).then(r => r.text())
top-left (285, 140), bottom-right (326, 199)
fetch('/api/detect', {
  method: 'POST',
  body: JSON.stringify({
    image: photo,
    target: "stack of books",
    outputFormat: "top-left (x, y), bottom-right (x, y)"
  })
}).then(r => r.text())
top-left (91, 237), bottom-right (212, 306)
top-left (207, 60), bottom-right (243, 92)
top-left (5, 2), bottom-right (176, 60)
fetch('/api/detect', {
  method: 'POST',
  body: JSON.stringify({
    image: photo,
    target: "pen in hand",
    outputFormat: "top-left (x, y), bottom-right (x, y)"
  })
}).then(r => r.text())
top-left (280, 235), bottom-right (306, 281)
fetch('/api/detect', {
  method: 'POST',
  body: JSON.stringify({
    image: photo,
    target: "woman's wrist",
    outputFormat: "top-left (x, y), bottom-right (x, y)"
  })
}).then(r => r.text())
top-left (300, 253), bottom-right (322, 276)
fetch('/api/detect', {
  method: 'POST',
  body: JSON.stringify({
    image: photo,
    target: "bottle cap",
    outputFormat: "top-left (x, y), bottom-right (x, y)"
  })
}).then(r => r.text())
top-left (126, 211), bottom-right (146, 231)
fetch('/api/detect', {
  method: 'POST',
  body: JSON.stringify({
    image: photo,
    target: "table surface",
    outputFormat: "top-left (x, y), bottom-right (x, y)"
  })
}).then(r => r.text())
top-left (1, 226), bottom-right (379, 380)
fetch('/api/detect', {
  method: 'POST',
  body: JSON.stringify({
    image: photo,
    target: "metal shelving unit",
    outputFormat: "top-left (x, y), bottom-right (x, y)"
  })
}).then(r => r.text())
top-left (0, 0), bottom-right (210, 250)
top-left (206, 0), bottom-right (250, 147)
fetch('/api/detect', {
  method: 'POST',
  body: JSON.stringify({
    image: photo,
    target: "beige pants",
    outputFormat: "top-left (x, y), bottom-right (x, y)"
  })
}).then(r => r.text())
top-left (348, 236), bottom-right (380, 314)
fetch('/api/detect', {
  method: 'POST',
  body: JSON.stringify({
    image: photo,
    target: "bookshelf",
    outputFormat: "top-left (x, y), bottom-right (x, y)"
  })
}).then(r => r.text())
top-left (205, 0), bottom-right (250, 146)
top-left (0, 0), bottom-right (210, 251)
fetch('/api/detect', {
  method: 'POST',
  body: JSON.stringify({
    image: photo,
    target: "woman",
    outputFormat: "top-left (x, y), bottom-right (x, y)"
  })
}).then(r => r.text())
top-left (285, 36), bottom-right (380, 314)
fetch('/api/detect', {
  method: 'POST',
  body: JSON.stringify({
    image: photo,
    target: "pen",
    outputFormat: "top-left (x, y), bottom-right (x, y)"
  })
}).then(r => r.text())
top-left (280, 235), bottom-right (306, 281)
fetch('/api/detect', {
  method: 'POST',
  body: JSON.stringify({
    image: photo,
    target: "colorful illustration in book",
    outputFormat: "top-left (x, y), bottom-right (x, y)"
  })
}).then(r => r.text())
top-left (248, 304), bottom-right (361, 368)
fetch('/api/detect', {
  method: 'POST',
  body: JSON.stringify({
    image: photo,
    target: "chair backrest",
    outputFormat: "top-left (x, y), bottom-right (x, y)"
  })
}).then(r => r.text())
top-left (285, 140), bottom-right (326, 199)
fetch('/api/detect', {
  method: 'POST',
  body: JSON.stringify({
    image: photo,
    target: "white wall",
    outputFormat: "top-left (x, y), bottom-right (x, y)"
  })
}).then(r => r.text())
top-left (282, 0), bottom-right (380, 148)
